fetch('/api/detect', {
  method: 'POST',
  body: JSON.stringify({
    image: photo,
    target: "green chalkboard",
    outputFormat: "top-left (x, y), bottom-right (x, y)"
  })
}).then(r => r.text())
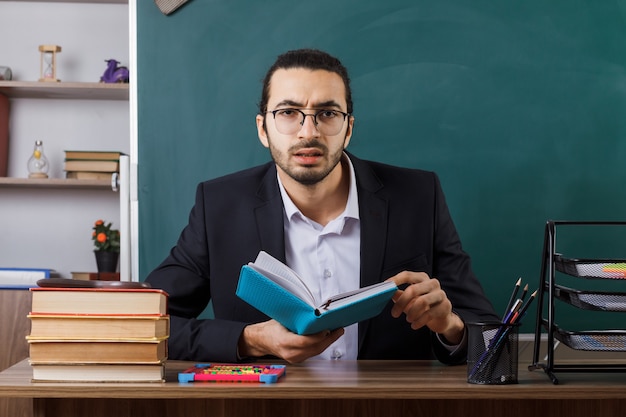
top-left (137, 0), bottom-right (626, 332)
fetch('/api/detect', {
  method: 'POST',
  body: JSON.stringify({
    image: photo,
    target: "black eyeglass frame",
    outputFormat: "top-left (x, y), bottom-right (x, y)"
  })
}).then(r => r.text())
top-left (265, 108), bottom-right (351, 134)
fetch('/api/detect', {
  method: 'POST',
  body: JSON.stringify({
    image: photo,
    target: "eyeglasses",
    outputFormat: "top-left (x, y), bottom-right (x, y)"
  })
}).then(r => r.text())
top-left (266, 108), bottom-right (351, 135)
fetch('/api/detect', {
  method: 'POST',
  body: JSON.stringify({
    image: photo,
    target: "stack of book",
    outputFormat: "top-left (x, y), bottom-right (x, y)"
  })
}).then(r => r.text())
top-left (27, 286), bottom-right (169, 382)
top-left (63, 150), bottom-right (125, 180)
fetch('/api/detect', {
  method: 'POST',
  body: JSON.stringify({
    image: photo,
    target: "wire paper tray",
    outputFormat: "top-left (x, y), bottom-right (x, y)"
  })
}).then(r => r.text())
top-left (553, 326), bottom-right (626, 352)
top-left (554, 285), bottom-right (626, 312)
top-left (554, 255), bottom-right (626, 280)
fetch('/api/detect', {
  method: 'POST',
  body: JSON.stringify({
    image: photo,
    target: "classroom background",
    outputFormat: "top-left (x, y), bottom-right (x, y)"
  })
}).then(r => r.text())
top-left (136, 0), bottom-right (626, 333)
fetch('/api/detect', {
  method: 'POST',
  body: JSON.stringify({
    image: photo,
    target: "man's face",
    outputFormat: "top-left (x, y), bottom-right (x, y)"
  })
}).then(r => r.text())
top-left (256, 68), bottom-right (353, 186)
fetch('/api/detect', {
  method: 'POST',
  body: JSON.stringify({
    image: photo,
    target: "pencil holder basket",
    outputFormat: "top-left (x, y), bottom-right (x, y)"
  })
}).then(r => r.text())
top-left (466, 321), bottom-right (519, 385)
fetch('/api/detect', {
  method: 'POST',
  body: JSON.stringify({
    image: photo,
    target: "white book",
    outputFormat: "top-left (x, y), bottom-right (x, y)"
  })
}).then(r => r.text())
top-left (31, 363), bottom-right (165, 382)
top-left (0, 268), bottom-right (54, 289)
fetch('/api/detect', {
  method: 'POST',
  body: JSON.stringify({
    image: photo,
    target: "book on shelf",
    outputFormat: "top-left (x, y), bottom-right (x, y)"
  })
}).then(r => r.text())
top-left (236, 251), bottom-right (398, 335)
top-left (71, 271), bottom-right (120, 281)
top-left (28, 337), bottom-right (168, 364)
top-left (70, 271), bottom-right (91, 280)
top-left (64, 150), bottom-right (126, 160)
top-left (31, 363), bottom-right (165, 382)
top-left (63, 159), bottom-right (119, 173)
top-left (28, 314), bottom-right (170, 339)
top-left (30, 287), bottom-right (168, 315)
top-left (66, 171), bottom-right (114, 181)
top-left (0, 267), bottom-right (56, 289)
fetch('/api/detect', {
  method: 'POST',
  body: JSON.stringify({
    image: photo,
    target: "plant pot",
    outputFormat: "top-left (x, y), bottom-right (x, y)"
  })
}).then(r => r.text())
top-left (94, 250), bottom-right (119, 273)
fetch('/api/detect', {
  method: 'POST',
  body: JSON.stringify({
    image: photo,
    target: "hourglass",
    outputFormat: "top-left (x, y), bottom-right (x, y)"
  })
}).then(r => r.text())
top-left (38, 45), bottom-right (61, 82)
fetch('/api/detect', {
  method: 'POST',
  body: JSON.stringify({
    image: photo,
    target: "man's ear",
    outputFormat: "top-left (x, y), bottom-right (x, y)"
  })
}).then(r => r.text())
top-left (343, 115), bottom-right (354, 149)
top-left (256, 114), bottom-right (269, 148)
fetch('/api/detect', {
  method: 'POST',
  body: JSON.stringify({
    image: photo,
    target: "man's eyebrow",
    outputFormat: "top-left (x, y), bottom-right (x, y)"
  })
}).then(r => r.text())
top-left (314, 100), bottom-right (343, 109)
top-left (273, 100), bottom-right (343, 109)
top-left (274, 100), bottom-right (303, 108)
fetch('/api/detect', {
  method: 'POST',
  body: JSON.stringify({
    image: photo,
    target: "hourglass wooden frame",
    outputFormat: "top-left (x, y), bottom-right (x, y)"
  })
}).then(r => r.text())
top-left (38, 45), bottom-right (62, 82)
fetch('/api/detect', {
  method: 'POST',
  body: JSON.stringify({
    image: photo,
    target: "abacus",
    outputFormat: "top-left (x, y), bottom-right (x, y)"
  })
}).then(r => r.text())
top-left (178, 363), bottom-right (286, 383)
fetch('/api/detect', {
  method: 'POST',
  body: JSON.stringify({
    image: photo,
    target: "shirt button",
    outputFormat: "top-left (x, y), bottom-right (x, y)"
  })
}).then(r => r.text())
top-left (324, 269), bottom-right (332, 278)
top-left (331, 349), bottom-right (343, 360)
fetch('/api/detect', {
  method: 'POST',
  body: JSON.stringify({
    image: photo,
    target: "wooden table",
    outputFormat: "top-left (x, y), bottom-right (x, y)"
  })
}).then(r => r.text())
top-left (1, 359), bottom-right (626, 417)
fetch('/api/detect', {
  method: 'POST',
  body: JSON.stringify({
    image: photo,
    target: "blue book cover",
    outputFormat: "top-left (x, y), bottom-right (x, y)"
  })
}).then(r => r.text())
top-left (0, 267), bottom-right (53, 289)
top-left (235, 251), bottom-right (397, 335)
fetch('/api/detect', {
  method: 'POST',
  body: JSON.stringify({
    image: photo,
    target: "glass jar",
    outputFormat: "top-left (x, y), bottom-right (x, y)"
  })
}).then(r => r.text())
top-left (27, 140), bottom-right (49, 179)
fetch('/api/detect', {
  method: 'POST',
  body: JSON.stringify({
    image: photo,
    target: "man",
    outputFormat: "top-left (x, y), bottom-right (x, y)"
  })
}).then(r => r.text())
top-left (146, 48), bottom-right (497, 364)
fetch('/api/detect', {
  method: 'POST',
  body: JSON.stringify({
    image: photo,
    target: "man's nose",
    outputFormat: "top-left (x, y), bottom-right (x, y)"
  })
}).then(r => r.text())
top-left (298, 113), bottom-right (320, 137)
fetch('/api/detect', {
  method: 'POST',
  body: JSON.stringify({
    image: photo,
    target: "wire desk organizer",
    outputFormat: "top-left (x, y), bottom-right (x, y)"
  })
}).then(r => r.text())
top-left (529, 220), bottom-right (626, 384)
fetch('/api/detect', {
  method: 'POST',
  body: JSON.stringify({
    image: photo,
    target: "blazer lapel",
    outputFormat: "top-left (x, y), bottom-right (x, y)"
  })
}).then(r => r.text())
top-left (358, 190), bottom-right (388, 287)
top-left (254, 164), bottom-right (287, 263)
top-left (348, 154), bottom-right (389, 352)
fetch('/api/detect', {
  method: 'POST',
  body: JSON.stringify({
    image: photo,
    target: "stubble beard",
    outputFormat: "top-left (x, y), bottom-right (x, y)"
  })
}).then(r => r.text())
top-left (267, 136), bottom-right (346, 186)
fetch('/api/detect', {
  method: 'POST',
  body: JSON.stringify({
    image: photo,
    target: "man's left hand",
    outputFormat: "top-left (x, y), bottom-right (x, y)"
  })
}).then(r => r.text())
top-left (388, 271), bottom-right (464, 345)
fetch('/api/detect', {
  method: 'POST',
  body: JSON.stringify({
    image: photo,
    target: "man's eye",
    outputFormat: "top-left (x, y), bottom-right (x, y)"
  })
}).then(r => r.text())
top-left (276, 109), bottom-right (298, 118)
top-left (318, 110), bottom-right (338, 120)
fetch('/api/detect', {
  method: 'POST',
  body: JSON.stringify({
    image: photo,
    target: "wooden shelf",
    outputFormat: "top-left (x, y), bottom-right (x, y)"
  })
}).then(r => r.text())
top-left (0, 177), bottom-right (115, 190)
top-left (0, 81), bottom-right (128, 100)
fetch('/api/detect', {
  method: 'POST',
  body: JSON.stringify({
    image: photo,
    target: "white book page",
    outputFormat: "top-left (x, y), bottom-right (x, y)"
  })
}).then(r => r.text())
top-left (249, 251), bottom-right (316, 307)
top-left (319, 281), bottom-right (397, 311)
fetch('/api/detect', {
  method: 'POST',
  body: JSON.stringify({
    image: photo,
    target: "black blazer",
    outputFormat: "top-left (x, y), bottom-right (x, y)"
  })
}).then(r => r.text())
top-left (146, 153), bottom-right (497, 363)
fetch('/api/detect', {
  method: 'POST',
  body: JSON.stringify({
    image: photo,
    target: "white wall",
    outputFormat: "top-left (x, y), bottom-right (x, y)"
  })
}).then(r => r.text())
top-left (0, 1), bottom-right (129, 278)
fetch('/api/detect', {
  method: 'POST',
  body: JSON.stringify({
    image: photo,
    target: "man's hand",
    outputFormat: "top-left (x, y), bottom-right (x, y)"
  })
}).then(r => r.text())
top-left (238, 320), bottom-right (344, 363)
top-left (388, 271), bottom-right (464, 345)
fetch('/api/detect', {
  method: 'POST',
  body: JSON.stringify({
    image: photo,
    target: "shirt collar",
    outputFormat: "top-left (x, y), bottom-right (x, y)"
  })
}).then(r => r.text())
top-left (277, 152), bottom-right (360, 223)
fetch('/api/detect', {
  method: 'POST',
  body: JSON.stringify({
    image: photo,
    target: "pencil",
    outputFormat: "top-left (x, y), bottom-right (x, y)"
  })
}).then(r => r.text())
top-left (511, 289), bottom-right (537, 324)
top-left (502, 277), bottom-right (522, 321)
top-left (503, 299), bottom-right (523, 324)
top-left (519, 283), bottom-right (529, 303)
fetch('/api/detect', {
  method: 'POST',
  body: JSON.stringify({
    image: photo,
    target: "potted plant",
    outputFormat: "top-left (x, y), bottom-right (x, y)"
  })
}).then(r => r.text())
top-left (92, 219), bottom-right (120, 272)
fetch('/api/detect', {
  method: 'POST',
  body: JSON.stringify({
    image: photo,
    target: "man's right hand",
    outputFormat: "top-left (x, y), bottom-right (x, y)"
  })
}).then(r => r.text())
top-left (238, 320), bottom-right (344, 363)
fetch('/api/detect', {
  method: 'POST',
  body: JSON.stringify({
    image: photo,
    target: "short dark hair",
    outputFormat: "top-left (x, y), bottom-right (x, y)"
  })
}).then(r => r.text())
top-left (258, 48), bottom-right (353, 115)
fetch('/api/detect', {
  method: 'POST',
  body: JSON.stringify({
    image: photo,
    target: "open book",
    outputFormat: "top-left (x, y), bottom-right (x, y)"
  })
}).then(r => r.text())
top-left (235, 251), bottom-right (397, 335)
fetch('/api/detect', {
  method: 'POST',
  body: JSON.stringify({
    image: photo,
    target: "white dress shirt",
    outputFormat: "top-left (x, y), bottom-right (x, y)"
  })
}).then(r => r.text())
top-left (278, 155), bottom-right (360, 360)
